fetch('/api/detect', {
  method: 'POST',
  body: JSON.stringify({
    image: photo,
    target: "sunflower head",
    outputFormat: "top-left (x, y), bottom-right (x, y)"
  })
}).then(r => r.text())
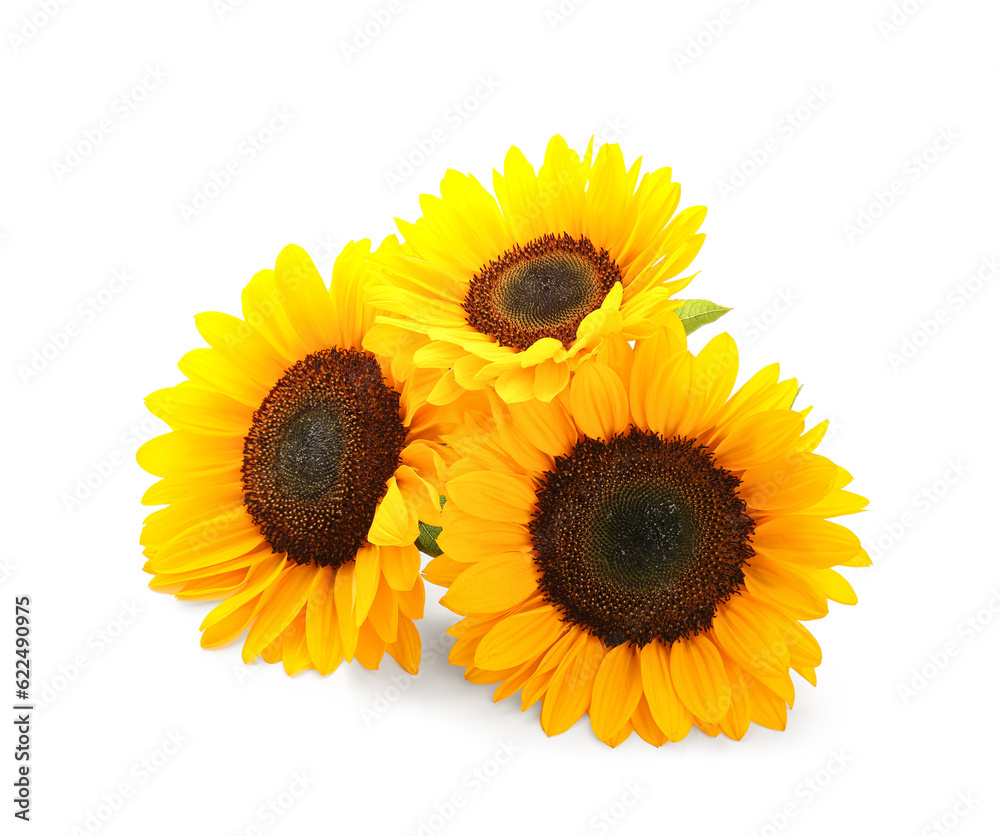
top-left (425, 319), bottom-right (870, 746)
top-left (363, 135), bottom-right (707, 405)
top-left (138, 242), bottom-right (476, 676)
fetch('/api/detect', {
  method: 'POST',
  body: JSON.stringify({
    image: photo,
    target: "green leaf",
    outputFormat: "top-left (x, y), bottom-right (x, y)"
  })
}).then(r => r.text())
top-left (414, 494), bottom-right (446, 557)
top-left (675, 299), bottom-right (732, 335)
top-left (415, 521), bottom-right (443, 557)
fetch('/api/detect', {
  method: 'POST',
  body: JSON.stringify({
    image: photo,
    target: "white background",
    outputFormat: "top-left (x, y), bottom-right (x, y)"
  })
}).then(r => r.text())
top-left (4, 0), bottom-right (999, 834)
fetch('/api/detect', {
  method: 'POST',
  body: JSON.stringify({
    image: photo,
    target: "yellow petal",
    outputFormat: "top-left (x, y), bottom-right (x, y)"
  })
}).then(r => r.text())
top-left (539, 632), bottom-right (605, 736)
top-left (367, 477), bottom-right (418, 546)
top-left (570, 361), bottom-right (629, 441)
top-left (638, 642), bottom-right (693, 742)
top-left (380, 544), bottom-right (421, 591)
top-left (280, 611), bottom-right (312, 676)
top-left (367, 575), bottom-right (399, 643)
top-left (329, 240), bottom-right (374, 350)
top-left (147, 512), bottom-right (263, 574)
top-left (423, 554), bottom-right (465, 587)
top-left (509, 397), bottom-right (578, 459)
top-left (242, 563), bottom-right (316, 662)
top-left (353, 545), bottom-right (381, 625)
top-left (354, 620), bottom-right (387, 670)
top-left (199, 553), bottom-right (285, 630)
top-left (396, 578), bottom-right (425, 620)
top-left (631, 694), bottom-right (669, 747)
top-left (629, 327), bottom-right (682, 430)
top-left (274, 244), bottom-right (337, 354)
top-left (177, 347), bottom-right (263, 407)
top-left (713, 410), bottom-right (805, 471)
top-left (306, 567), bottom-right (342, 675)
top-left (436, 517), bottom-right (530, 562)
top-left (137, 431), bottom-right (243, 477)
top-left (743, 560), bottom-right (829, 619)
top-left (145, 383), bottom-right (252, 435)
top-left (494, 365), bottom-right (537, 403)
top-left (717, 651), bottom-right (752, 740)
top-left (739, 452), bottom-right (839, 513)
top-left (589, 643), bottom-right (643, 740)
top-left (386, 615), bottom-right (421, 674)
top-left (752, 517), bottom-right (862, 568)
top-left (745, 674), bottom-right (788, 730)
top-left (668, 633), bottom-right (731, 723)
top-left (810, 567), bottom-right (858, 605)
top-left (475, 604), bottom-right (567, 670)
top-left (447, 472), bottom-right (536, 523)
top-left (442, 552), bottom-right (538, 613)
top-left (334, 561), bottom-right (359, 661)
top-left (200, 597), bottom-right (259, 649)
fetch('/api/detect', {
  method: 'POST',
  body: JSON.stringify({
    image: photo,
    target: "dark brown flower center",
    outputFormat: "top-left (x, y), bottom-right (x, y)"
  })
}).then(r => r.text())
top-left (462, 233), bottom-right (621, 352)
top-left (529, 430), bottom-right (755, 647)
top-left (241, 348), bottom-right (406, 568)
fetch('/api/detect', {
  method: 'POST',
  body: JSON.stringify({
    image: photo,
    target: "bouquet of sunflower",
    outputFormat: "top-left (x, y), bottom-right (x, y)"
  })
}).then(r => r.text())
top-left (138, 136), bottom-right (868, 747)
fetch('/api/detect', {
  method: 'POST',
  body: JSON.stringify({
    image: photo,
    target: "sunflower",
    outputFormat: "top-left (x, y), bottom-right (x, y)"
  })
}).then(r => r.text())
top-left (138, 242), bottom-right (469, 676)
top-left (425, 319), bottom-right (870, 746)
top-left (363, 135), bottom-right (707, 405)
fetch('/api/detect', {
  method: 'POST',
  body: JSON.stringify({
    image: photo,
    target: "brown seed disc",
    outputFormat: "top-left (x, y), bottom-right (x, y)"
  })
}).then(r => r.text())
top-left (241, 348), bottom-right (406, 568)
top-left (462, 233), bottom-right (622, 351)
top-left (529, 429), bottom-right (755, 647)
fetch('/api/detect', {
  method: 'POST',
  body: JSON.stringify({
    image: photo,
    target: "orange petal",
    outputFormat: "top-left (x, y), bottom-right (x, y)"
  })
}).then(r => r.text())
top-left (638, 642), bottom-right (693, 742)
top-left (242, 563), bottom-right (316, 662)
top-left (589, 643), bottom-right (643, 740)
top-left (570, 361), bottom-right (629, 441)
top-left (713, 410), bottom-right (805, 471)
top-left (442, 552), bottom-right (538, 613)
top-left (447, 472), bottom-right (536, 523)
top-left (539, 632), bottom-right (605, 736)
top-left (380, 544), bottom-right (421, 591)
top-left (305, 567), bottom-right (342, 675)
top-left (474, 604), bottom-right (568, 670)
top-left (668, 633), bottom-right (731, 723)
